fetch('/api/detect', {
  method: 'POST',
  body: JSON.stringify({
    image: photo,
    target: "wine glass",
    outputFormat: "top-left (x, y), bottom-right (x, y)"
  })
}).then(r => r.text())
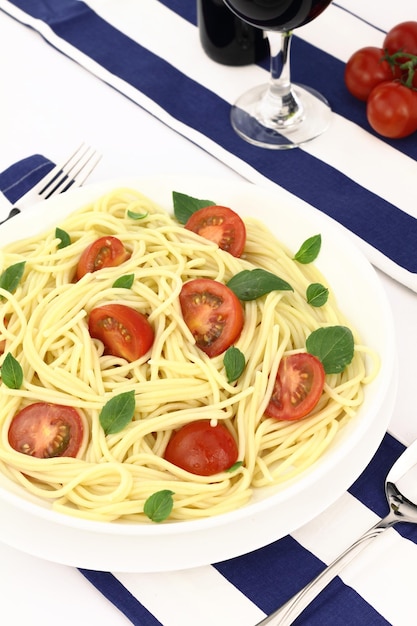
top-left (221, 0), bottom-right (334, 149)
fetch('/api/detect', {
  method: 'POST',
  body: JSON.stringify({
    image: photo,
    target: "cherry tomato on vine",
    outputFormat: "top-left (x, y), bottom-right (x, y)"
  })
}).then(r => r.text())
top-left (164, 420), bottom-right (239, 476)
top-left (8, 402), bottom-right (85, 458)
top-left (344, 47), bottom-right (394, 101)
top-left (265, 353), bottom-right (325, 421)
top-left (179, 278), bottom-right (244, 357)
top-left (76, 236), bottom-right (130, 280)
top-left (185, 205), bottom-right (246, 258)
top-left (367, 81), bottom-right (417, 138)
top-left (384, 21), bottom-right (417, 57)
top-left (88, 303), bottom-right (154, 362)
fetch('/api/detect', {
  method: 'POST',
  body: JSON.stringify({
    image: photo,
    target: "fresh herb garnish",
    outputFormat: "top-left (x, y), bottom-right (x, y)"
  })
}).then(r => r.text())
top-left (172, 191), bottom-right (215, 224)
top-left (306, 326), bottom-right (354, 374)
top-left (112, 274), bottom-right (134, 289)
top-left (127, 210), bottom-right (148, 220)
top-left (224, 346), bottom-right (245, 383)
top-left (99, 390), bottom-right (136, 435)
top-left (306, 283), bottom-right (329, 307)
top-left (294, 234), bottom-right (321, 264)
top-left (0, 353), bottom-right (23, 389)
top-left (227, 269), bottom-right (292, 301)
top-left (226, 461), bottom-right (243, 473)
top-left (144, 489), bottom-right (174, 522)
top-left (0, 261), bottom-right (25, 296)
top-left (55, 227), bottom-right (71, 249)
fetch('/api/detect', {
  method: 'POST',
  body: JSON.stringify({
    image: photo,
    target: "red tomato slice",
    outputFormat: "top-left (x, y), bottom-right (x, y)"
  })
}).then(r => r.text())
top-left (76, 236), bottom-right (130, 280)
top-left (185, 205), bottom-right (246, 257)
top-left (164, 420), bottom-right (238, 476)
top-left (179, 278), bottom-right (244, 357)
top-left (88, 303), bottom-right (154, 362)
top-left (8, 402), bottom-right (84, 458)
top-left (265, 353), bottom-right (325, 421)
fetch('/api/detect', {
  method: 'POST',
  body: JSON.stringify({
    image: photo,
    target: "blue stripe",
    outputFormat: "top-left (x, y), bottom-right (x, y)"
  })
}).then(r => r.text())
top-left (79, 570), bottom-right (163, 626)
top-left (6, 0), bottom-right (417, 273)
top-left (215, 539), bottom-right (389, 624)
top-left (6, 0), bottom-right (417, 275)
top-left (214, 432), bottom-right (413, 624)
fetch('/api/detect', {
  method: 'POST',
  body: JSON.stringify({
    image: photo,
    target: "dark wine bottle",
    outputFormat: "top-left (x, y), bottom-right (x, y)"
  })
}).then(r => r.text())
top-left (197, 0), bottom-right (268, 66)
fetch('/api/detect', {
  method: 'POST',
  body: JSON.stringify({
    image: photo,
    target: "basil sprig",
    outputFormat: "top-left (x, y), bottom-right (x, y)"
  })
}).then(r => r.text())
top-left (227, 269), bottom-right (292, 301)
top-left (127, 210), bottom-right (148, 220)
top-left (144, 489), bottom-right (174, 522)
top-left (224, 346), bottom-right (245, 383)
top-left (0, 261), bottom-right (25, 296)
top-left (306, 326), bottom-right (354, 374)
top-left (173, 191), bottom-right (215, 224)
top-left (99, 390), bottom-right (136, 435)
top-left (112, 274), bottom-right (134, 289)
top-left (294, 234), bottom-right (321, 264)
top-left (306, 283), bottom-right (329, 307)
top-left (55, 227), bottom-right (71, 249)
top-left (1, 353), bottom-right (23, 389)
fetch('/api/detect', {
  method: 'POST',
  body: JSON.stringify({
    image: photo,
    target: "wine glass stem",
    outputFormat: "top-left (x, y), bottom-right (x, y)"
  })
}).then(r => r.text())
top-left (259, 30), bottom-right (303, 127)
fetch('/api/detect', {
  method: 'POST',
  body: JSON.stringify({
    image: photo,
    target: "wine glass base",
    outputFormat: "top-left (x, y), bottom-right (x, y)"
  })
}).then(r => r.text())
top-left (230, 83), bottom-right (332, 149)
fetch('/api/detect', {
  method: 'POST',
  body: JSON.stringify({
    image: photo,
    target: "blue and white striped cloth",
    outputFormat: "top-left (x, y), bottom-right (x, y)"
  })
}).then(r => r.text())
top-left (1, 1), bottom-right (417, 624)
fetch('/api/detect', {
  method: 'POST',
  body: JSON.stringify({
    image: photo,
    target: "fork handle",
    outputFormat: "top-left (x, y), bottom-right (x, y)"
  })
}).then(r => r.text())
top-left (0, 206), bottom-right (20, 226)
top-left (256, 512), bottom-right (397, 626)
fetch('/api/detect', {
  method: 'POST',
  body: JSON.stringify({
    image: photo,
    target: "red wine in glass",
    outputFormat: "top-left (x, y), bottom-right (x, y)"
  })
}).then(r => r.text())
top-left (222, 0), bottom-right (334, 148)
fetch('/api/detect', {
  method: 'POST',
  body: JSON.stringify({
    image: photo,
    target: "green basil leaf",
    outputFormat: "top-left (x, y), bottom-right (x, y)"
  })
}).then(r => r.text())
top-left (227, 269), bottom-right (293, 301)
top-left (127, 210), bottom-right (148, 220)
top-left (306, 283), bottom-right (329, 307)
top-left (144, 489), bottom-right (174, 522)
top-left (294, 234), bottom-right (321, 264)
top-left (99, 390), bottom-right (136, 435)
top-left (112, 274), bottom-right (134, 289)
top-left (226, 461), bottom-right (243, 473)
top-left (55, 227), bottom-right (71, 249)
top-left (224, 346), bottom-right (245, 383)
top-left (0, 261), bottom-right (25, 296)
top-left (306, 326), bottom-right (354, 374)
top-left (1, 353), bottom-right (23, 389)
top-left (172, 191), bottom-right (215, 224)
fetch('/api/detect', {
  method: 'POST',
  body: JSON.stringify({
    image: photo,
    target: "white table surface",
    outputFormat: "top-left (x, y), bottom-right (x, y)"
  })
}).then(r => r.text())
top-left (1, 7), bottom-right (417, 626)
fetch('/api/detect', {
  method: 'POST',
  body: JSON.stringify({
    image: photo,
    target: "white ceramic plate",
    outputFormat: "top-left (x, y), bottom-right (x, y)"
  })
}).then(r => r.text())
top-left (0, 176), bottom-right (396, 572)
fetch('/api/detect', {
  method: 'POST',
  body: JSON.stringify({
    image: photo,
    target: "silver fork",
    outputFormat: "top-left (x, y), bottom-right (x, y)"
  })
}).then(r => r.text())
top-left (0, 144), bottom-right (101, 224)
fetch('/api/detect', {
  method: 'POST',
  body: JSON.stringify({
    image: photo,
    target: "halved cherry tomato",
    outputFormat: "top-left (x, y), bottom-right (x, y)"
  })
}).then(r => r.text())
top-left (366, 81), bottom-right (417, 138)
top-left (265, 353), bottom-right (325, 421)
top-left (76, 236), bottom-right (130, 280)
top-left (185, 206), bottom-right (246, 258)
top-left (179, 278), bottom-right (244, 357)
top-left (8, 402), bottom-right (84, 458)
top-left (344, 47), bottom-right (394, 101)
top-left (164, 420), bottom-right (238, 476)
top-left (88, 303), bottom-right (154, 362)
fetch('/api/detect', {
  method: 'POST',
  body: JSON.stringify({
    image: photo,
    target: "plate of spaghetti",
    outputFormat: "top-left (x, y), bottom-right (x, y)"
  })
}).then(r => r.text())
top-left (0, 176), bottom-right (396, 572)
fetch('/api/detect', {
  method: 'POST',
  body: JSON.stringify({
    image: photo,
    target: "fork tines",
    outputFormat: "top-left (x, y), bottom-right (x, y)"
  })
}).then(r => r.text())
top-left (40, 144), bottom-right (102, 200)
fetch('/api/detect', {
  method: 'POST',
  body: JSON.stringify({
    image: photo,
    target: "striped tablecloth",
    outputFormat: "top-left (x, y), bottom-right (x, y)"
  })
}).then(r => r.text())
top-left (1, 2), bottom-right (417, 625)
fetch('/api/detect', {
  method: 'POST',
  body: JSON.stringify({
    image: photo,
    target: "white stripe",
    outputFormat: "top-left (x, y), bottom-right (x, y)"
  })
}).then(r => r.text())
top-left (116, 566), bottom-right (266, 626)
top-left (79, 1), bottom-right (417, 222)
top-left (294, 490), bottom-right (417, 625)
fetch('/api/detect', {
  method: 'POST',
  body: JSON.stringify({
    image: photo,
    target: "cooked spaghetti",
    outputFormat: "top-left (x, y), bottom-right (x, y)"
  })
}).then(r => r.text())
top-left (0, 187), bottom-right (378, 522)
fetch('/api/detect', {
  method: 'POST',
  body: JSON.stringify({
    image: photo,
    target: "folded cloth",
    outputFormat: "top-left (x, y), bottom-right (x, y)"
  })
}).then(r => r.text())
top-left (1, 0), bottom-right (417, 291)
top-left (1, 157), bottom-right (417, 623)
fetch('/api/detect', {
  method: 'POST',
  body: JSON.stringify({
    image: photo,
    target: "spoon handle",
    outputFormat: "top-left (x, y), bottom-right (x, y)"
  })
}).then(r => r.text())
top-left (256, 512), bottom-right (397, 626)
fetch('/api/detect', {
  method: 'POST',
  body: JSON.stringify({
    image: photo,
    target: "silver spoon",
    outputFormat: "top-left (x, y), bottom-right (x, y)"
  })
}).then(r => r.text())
top-left (256, 437), bottom-right (417, 625)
